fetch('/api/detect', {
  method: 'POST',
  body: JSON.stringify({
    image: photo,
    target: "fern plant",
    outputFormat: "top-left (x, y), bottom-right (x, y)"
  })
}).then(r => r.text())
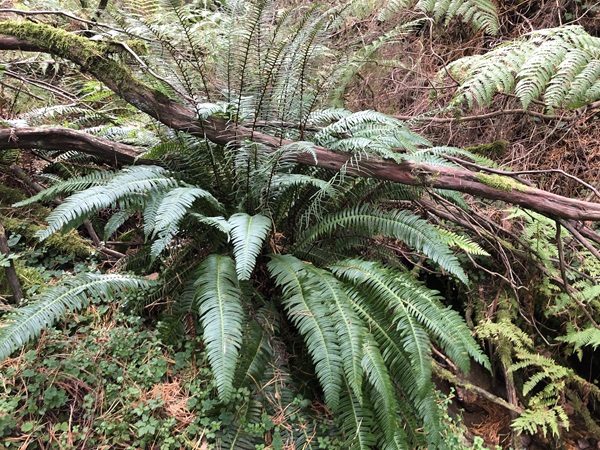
top-left (476, 319), bottom-right (579, 439)
top-left (5, 123), bottom-right (490, 449)
top-left (377, 0), bottom-right (499, 35)
top-left (446, 26), bottom-right (600, 111)
top-left (1, 1), bottom-right (494, 448)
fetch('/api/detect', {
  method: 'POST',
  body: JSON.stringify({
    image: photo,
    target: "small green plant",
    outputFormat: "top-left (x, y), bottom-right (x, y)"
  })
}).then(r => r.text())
top-left (0, 304), bottom-right (341, 449)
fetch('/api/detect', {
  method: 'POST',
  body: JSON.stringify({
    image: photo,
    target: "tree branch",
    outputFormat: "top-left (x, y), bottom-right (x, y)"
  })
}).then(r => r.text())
top-left (0, 126), bottom-right (149, 165)
top-left (3, 22), bottom-right (600, 222)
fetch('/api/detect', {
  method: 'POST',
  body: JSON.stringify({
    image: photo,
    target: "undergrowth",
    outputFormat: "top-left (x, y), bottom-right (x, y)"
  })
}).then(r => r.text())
top-left (0, 301), bottom-right (344, 450)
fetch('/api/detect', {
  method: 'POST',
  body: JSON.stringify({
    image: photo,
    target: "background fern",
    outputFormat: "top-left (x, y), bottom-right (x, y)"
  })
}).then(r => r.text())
top-left (447, 26), bottom-right (600, 111)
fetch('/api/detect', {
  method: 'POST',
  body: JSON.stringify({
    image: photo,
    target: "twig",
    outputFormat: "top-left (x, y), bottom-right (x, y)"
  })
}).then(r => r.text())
top-left (0, 9), bottom-right (150, 41)
top-left (432, 361), bottom-right (524, 415)
top-left (392, 108), bottom-right (564, 123)
top-left (555, 220), bottom-right (599, 329)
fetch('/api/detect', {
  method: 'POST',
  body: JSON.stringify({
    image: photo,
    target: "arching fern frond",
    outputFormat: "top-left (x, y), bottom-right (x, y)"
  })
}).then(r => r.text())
top-left (417, 0), bottom-right (499, 35)
top-left (13, 170), bottom-right (116, 207)
top-left (267, 254), bottom-right (343, 410)
top-left (377, 0), bottom-right (499, 35)
top-left (229, 213), bottom-right (271, 280)
top-left (295, 205), bottom-right (468, 283)
top-left (149, 186), bottom-right (222, 257)
top-left (448, 26), bottom-right (600, 111)
top-left (361, 335), bottom-right (408, 448)
top-left (194, 254), bottom-right (246, 402)
top-left (314, 110), bottom-right (432, 156)
top-left (557, 326), bottom-right (600, 352)
top-left (338, 386), bottom-right (377, 450)
top-left (0, 273), bottom-right (155, 361)
top-left (303, 264), bottom-right (366, 403)
top-left (332, 259), bottom-right (489, 373)
top-left (35, 166), bottom-right (178, 240)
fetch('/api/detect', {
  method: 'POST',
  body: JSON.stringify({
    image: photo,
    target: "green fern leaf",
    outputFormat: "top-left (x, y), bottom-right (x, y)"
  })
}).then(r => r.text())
top-left (233, 318), bottom-right (272, 389)
top-left (103, 210), bottom-right (134, 241)
top-left (295, 205), bottom-right (468, 283)
top-left (338, 388), bottom-right (378, 450)
top-left (150, 187), bottom-right (222, 257)
top-left (448, 26), bottom-right (600, 110)
top-left (267, 254), bottom-right (343, 410)
top-left (333, 259), bottom-right (489, 373)
top-left (229, 213), bottom-right (271, 280)
top-left (303, 264), bottom-right (366, 403)
top-left (557, 326), bottom-right (600, 351)
top-left (194, 255), bottom-right (246, 402)
top-left (331, 260), bottom-right (433, 393)
top-left (36, 166), bottom-right (178, 241)
top-left (0, 273), bottom-right (155, 361)
top-left (362, 335), bottom-right (407, 448)
top-left (13, 170), bottom-right (115, 207)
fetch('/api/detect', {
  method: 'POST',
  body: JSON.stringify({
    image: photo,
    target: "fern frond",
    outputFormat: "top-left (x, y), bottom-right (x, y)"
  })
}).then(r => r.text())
top-left (149, 186), bottom-right (222, 257)
top-left (328, 20), bottom-right (422, 106)
top-left (436, 228), bottom-right (490, 256)
top-left (267, 254), bottom-right (343, 410)
top-left (332, 260), bottom-right (433, 393)
top-left (103, 210), bottom-right (134, 240)
top-left (378, 0), bottom-right (498, 34)
top-left (314, 111), bottom-right (431, 156)
top-left (512, 405), bottom-right (569, 438)
top-left (303, 264), bottom-right (366, 402)
top-left (233, 318), bottom-right (273, 389)
top-left (194, 254), bottom-right (246, 402)
top-left (361, 335), bottom-right (408, 448)
top-left (229, 213), bottom-right (271, 280)
top-left (340, 276), bottom-right (435, 446)
top-left (417, 0), bottom-right (499, 34)
top-left (448, 26), bottom-right (600, 110)
top-left (295, 205), bottom-right (468, 283)
top-left (557, 326), bottom-right (600, 351)
top-left (0, 273), bottom-right (155, 361)
top-left (307, 108), bottom-right (351, 126)
top-left (36, 166), bottom-right (178, 240)
top-left (338, 387), bottom-right (378, 450)
top-left (14, 170), bottom-right (115, 207)
top-left (332, 259), bottom-right (489, 372)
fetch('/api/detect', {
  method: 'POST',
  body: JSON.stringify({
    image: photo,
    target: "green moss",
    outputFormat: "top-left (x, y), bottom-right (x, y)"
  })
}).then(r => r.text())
top-left (476, 173), bottom-right (529, 192)
top-left (464, 140), bottom-right (509, 157)
top-left (0, 263), bottom-right (45, 297)
top-left (3, 216), bottom-right (92, 258)
top-left (0, 21), bottom-right (138, 94)
top-left (0, 21), bottom-right (103, 66)
top-left (0, 185), bottom-right (26, 207)
top-left (124, 39), bottom-right (149, 56)
top-left (45, 231), bottom-right (93, 258)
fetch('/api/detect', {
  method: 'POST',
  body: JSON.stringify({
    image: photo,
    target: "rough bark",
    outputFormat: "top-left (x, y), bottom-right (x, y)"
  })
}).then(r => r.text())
top-left (0, 126), bottom-right (148, 165)
top-left (2, 23), bottom-right (600, 222)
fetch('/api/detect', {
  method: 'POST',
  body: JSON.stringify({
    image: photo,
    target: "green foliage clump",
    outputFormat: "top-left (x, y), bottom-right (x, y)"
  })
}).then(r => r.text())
top-left (446, 26), bottom-right (600, 111)
top-left (0, 263), bottom-right (44, 298)
top-left (0, 307), bottom-right (339, 449)
top-left (2, 216), bottom-right (92, 258)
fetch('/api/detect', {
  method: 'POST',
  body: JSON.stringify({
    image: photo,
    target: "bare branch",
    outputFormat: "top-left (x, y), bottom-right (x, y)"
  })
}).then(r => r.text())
top-left (0, 126), bottom-right (148, 165)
